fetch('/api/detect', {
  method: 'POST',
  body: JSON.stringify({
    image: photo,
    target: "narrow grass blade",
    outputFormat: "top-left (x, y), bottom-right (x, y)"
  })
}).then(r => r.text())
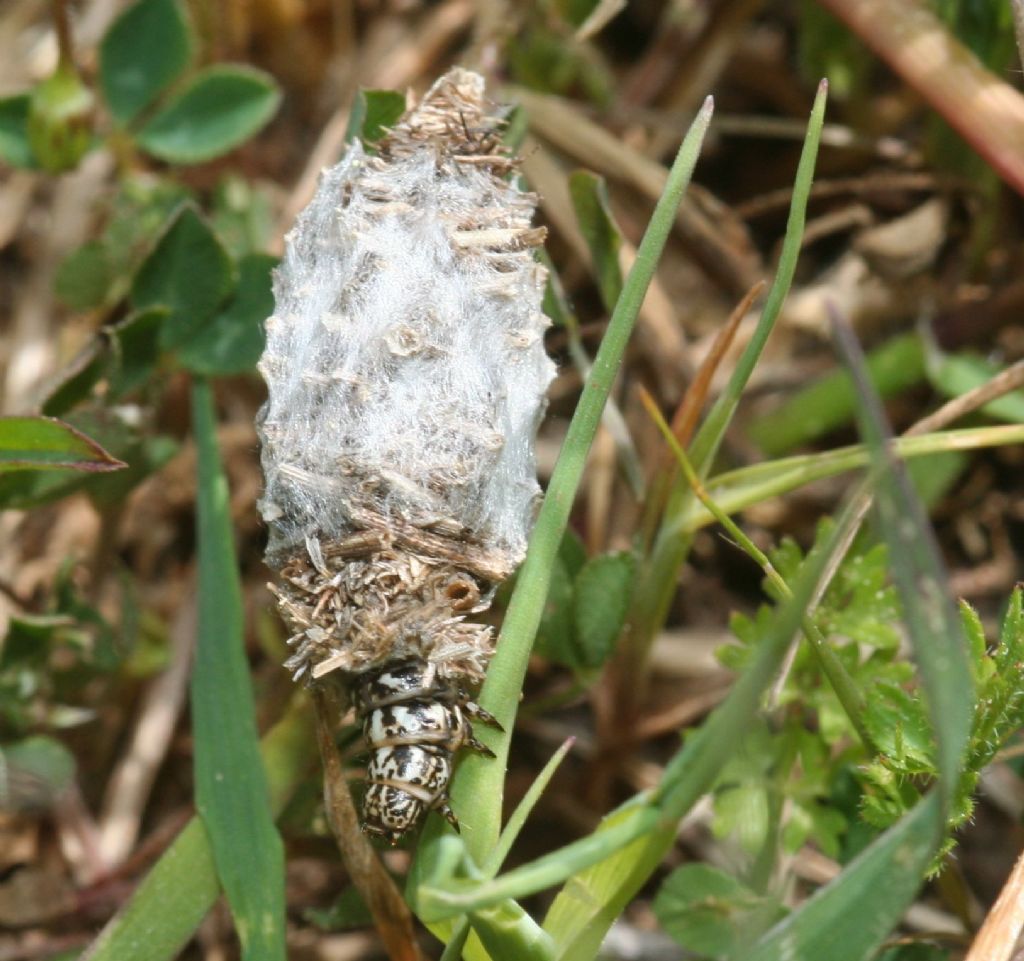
top-left (80, 696), bottom-right (315, 961)
top-left (541, 476), bottom-right (857, 960)
top-left (442, 95), bottom-right (716, 867)
top-left (689, 79), bottom-right (829, 471)
top-left (438, 739), bottom-right (576, 961)
top-left (832, 314), bottom-right (973, 799)
top-left (679, 424), bottom-right (1024, 532)
top-left (746, 331), bottom-right (925, 455)
top-left (747, 793), bottom-right (942, 961)
top-left (631, 79), bottom-right (828, 665)
top-left (191, 379), bottom-right (285, 961)
top-left (417, 492), bottom-right (851, 928)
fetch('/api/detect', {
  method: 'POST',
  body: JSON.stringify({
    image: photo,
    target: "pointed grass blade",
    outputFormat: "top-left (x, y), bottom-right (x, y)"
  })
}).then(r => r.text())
top-left (441, 95), bottom-right (716, 867)
top-left (831, 312), bottom-right (973, 800)
top-left (632, 80), bottom-right (828, 664)
top-left (80, 696), bottom-right (315, 961)
top-left (747, 793), bottom-right (942, 961)
top-left (191, 379), bottom-right (286, 961)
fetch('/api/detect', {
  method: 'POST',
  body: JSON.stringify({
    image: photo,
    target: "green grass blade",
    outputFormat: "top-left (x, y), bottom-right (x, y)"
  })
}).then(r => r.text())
top-left (417, 492), bottom-right (852, 929)
top-left (80, 696), bottom-right (315, 961)
top-left (191, 379), bottom-right (286, 961)
top-left (486, 738), bottom-right (575, 876)
top-left (679, 424), bottom-right (1024, 532)
top-left (540, 471), bottom-right (857, 960)
top-left (436, 740), bottom-right (576, 960)
top-left (440, 95), bottom-right (715, 868)
top-left (631, 79), bottom-right (828, 658)
top-left (689, 79), bottom-right (829, 470)
top-left (746, 793), bottom-right (942, 961)
top-left (832, 317), bottom-right (973, 800)
top-left (80, 819), bottom-right (220, 961)
top-left (746, 332), bottom-right (926, 455)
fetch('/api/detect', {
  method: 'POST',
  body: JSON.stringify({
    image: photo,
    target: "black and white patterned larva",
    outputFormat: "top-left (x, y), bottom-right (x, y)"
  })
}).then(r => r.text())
top-left (257, 69), bottom-right (554, 842)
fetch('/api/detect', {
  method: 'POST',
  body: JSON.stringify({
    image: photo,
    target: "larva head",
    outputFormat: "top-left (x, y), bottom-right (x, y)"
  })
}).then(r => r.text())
top-left (256, 69), bottom-right (554, 574)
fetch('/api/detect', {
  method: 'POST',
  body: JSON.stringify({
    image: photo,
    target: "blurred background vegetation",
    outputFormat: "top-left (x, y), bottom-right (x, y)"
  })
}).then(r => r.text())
top-left (3, 1), bottom-right (1024, 959)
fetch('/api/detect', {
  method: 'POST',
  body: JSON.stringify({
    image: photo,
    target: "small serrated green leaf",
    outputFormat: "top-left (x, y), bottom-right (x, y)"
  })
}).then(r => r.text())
top-left (572, 551), bottom-right (634, 669)
top-left (0, 416), bottom-right (125, 473)
top-left (568, 171), bottom-right (623, 312)
top-left (137, 65), bottom-right (281, 164)
top-left (346, 89), bottom-right (407, 146)
top-left (100, 0), bottom-right (192, 125)
top-left (131, 206), bottom-right (234, 349)
top-left (176, 253), bottom-right (275, 374)
top-left (0, 94), bottom-right (34, 168)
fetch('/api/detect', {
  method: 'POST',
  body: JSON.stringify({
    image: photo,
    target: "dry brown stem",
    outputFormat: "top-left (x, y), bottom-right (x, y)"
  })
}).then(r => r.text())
top-left (312, 688), bottom-right (425, 961)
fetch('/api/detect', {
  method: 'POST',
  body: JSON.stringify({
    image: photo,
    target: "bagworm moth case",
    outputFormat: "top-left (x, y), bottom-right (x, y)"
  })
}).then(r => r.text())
top-left (257, 68), bottom-right (554, 840)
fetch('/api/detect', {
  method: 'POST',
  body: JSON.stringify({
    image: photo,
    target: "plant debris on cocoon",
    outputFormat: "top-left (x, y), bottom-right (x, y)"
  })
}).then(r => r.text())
top-left (257, 68), bottom-right (554, 840)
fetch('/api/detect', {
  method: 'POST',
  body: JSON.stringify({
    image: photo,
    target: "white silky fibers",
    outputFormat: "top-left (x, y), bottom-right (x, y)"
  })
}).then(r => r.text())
top-left (257, 69), bottom-right (554, 579)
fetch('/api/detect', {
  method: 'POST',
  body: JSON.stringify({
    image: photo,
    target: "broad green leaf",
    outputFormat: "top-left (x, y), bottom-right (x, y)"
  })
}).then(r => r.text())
top-left (108, 307), bottom-right (170, 397)
top-left (345, 89), bottom-right (407, 145)
top-left (746, 333), bottom-right (925, 456)
top-left (0, 94), bottom-right (34, 168)
top-left (569, 171), bottom-right (623, 312)
top-left (572, 551), bottom-right (634, 669)
top-left (654, 864), bottom-right (785, 958)
top-left (747, 794), bottom-right (941, 961)
top-left (79, 696), bottom-right (316, 961)
top-left (177, 253), bottom-right (275, 374)
top-left (131, 206), bottom-right (234, 349)
top-left (55, 240), bottom-right (113, 310)
top-left (191, 379), bottom-right (285, 961)
top-left (0, 424), bottom-right (174, 510)
top-left (41, 341), bottom-right (110, 416)
top-left (137, 66), bottom-right (281, 164)
top-left (0, 416), bottom-right (124, 473)
top-left (0, 736), bottom-right (76, 813)
top-left (100, 0), bottom-right (192, 125)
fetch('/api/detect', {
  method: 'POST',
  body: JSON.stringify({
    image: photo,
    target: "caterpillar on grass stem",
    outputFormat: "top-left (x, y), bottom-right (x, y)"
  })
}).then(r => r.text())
top-left (257, 69), bottom-right (554, 843)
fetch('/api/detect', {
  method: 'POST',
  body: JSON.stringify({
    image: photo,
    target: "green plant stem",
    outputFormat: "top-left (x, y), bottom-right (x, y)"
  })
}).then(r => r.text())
top-left (624, 79), bottom-right (828, 720)
top-left (641, 392), bottom-right (878, 754)
top-left (51, 0), bottom-right (76, 71)
top-left (446, 95), bottom-right (716, 866)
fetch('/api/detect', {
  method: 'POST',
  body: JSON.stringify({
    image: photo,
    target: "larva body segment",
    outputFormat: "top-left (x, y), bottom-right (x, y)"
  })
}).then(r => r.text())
top-left (257, 69), bottom-right (554, 841)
